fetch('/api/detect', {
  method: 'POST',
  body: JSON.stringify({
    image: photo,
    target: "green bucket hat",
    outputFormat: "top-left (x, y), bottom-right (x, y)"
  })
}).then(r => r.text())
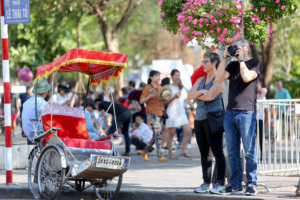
top-left (33, 79), bottom-right (52, 94)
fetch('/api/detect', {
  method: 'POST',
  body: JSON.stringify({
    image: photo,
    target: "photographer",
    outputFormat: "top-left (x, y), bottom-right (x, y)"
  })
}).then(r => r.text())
top-left (216, 38), bottom-right (262, 196)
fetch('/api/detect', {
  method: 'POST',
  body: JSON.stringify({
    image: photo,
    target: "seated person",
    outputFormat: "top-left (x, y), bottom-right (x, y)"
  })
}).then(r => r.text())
top-left (81, 98), bottom-right (103, 140)
top-left (52, 82), bottom-right (71, 106)
top-left (131, 115), bottom-right (154, 153)
top-left (22, 79), bottom-right (52, 143)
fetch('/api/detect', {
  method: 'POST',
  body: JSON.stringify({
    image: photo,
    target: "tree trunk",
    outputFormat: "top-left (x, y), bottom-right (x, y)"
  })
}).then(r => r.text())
top-left (250, 44), bottom-right (259, 60)
top-left (264, 23), bottom-right (278, 88)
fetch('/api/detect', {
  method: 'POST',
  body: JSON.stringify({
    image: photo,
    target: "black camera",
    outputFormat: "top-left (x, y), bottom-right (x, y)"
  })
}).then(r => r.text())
top-left (227, 45), bottom-right (239, 57)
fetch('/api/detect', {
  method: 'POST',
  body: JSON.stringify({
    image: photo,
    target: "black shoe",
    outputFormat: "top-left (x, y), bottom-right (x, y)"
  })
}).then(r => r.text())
top-left (245, 186), bottom-right (257, 196)
top-left (220, 186), bottom-right (243, 195)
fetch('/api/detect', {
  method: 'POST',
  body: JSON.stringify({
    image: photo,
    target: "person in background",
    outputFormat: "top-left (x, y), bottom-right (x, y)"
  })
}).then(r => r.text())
top-left (1, 90), bottom-right (20, 137)
top-left (82, 98), bottom-right (103, 140)
top-left (67, 87), bottom-right (79, 107)
top-left (52, 82), bottom-right (71, 106)
top-left (216, 38), bottom-right (262, 195)
top-left (119, 81), bottom-right (136, 102)
top-left (95, 97), bottom-right (109, 134)
top-left (97, 95), bottom-right (132, 155)
top-left (165, 69), bottom-right (195, 159)
top-left (264, 96), bottom-right (278, 153)
top-left (131, 115), bottom-right (153, 153)
top-left (188, 52), bottom-right (226, 194)
top-left (19, 86), bottom-right (32, 137)
top-left (22, 79), bottom-right (52, 143)
top-left (160, 77), bottom-right (170, 151)
top-left (119, 87), bottom-right (130, 108)
top-left (127, 82), bottom-right (147, 123)
top-left (256, 76), bottom-right (267, 160)
top-left (87, 90), bottom-right (95, 100)
top-left (275, 80), bottom-right (291, 134)
top-left (139, 70), bottom-right (168, 162)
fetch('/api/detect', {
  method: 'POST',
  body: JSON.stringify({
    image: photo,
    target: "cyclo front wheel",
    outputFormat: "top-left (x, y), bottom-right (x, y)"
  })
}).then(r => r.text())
top-left (37, 147), bottom-right (66, 200)
top-left (94, 174), bottom-right (123, 200)
top-left (28, 146), bottom-right (41, 199)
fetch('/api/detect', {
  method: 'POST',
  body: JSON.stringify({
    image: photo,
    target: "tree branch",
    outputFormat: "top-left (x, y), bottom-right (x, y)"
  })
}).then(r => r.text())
top-left (113, 0), bottom-right (143, 35)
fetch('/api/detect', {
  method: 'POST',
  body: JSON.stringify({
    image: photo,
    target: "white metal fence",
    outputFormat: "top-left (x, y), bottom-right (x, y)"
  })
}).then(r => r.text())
top-left (256, 99), bottom-right (300, 176)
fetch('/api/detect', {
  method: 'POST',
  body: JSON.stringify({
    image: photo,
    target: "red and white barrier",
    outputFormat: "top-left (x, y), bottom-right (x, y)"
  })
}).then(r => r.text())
top-left (0, 0), bottom-right (13, 184)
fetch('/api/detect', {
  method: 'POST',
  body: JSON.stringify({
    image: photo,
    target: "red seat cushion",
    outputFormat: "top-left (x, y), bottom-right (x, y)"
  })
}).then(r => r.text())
top-left (42, 105), bottom-right (90, 144)
top-left (62, 138), bottom-right (112, 150)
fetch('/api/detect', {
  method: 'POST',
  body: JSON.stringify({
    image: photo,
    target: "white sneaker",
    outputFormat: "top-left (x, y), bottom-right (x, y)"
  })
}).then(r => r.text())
top-left (209, 183), bottom-right (226, 194)
top-left (194, 182), bottom-right (212, 193)
top-left (186, 144), bottom-right (191, 149)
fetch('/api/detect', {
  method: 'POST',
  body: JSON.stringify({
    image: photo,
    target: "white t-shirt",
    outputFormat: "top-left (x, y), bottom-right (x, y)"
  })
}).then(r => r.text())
top-left (257, 88), bottom-right (267, 120)
top-left (135, 123), bottom-right (153, 143)
top-left (52, 93), bottom-right (70, 106)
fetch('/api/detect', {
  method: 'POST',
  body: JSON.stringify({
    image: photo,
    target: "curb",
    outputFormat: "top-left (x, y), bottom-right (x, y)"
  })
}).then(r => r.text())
top-left (0, 187), bottom-right (265, 200)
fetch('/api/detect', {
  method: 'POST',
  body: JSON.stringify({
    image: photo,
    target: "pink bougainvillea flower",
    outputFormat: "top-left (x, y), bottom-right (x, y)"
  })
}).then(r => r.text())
top-left (157, 0), bottom-right (163, 5)
top-left (250, 6), bottom-right (254, 10)
top-left (217, 27), bottom-right (222, 32)
top-left (261, 7), bottom-right (265, 11)
top-left (222, 6), bottom-right (229, 9)
top-left (267, 15), bottom-right (270, 19)
top-left (177, 14), bottom-right (185, 21)
top-left (236, 5), bottom-right (242, 9)
top-left (188, 16), bottom-right (193, 22)
top-left (211, 2), bottom-right (215, 5)
top-left (209, 30), bottom-right (214, 33)
top-left (281, 5), bottom-right (285, 10)
top-left (206, 23), bottom-right (209, 26)
top-left (217, 11), bottom-right (222, 16)
top-left (209, 25), bottom-right (214, 28)
top-left (269, 28), bottom-right (272, 33)
top-left (257, 17), bottom-right (261, 21)
top-left (193, 19), bottom-right (198, 25)
top-left (209, 15), bottom-right (214, 19)
top-left (251, 42), bottom-right (254, 46)
top-left (211, 45), bottom-right (216, 52)
top-left (205, 19), bottom-right (209, 22)
top-left (219, 20), bottom-right (222, 24)
top-left (269, 34), bottom-right (272, 39)
top-left (234, 0), bottom-right (239, 3)
top-left (254, 19), bottom-right (258, 24)
top-left (201, 0), bottom-right (206, 3)
top-left (266, 21), bottom-right (271, 25)
top-left (216, 8), bottom-right (220, 10)
top-left (210, 9), bottom-right (214, 13)
top-left (195, 31), bottom-right (202, 35)
top-left (276, 0), bottom-right (280, 3)
top-left (251, 15), bottom-right (255, 19)
top-left (199, 24), bottom-right (203, 28)
top-left (191, 35), bottom-right (195, 39)
top-left (199, 18), bottom-right (204, 22)
top-left (204, 14), bottom-right (208, 17)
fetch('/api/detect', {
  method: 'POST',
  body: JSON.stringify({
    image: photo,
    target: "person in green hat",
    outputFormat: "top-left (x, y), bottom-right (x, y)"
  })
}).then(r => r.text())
top-left (22, 79), bottom-right (52, 142)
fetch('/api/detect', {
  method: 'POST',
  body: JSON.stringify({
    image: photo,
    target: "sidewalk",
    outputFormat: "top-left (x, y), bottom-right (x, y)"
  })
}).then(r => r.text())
top-left (0, 135), bottom-right (299, 199)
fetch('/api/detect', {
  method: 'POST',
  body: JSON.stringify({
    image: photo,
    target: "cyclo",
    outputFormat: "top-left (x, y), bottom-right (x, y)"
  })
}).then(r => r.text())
top-left (27, 49), bottom-right (130, 200)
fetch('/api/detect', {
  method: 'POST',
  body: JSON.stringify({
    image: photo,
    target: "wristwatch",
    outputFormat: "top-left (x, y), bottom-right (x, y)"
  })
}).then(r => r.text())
top-left (240, 59), bottom-right (245, 62)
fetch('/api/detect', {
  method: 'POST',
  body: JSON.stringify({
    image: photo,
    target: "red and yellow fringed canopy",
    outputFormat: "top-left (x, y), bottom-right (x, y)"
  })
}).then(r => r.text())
top-left (34, 49), bottom-right (128, 87)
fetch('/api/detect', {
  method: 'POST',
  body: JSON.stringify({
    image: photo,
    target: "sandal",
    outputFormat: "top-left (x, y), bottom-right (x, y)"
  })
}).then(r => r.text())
top-left (168, 155), bottom-right (178, 160)
top-left (180, 152), bottom-right (192, 158)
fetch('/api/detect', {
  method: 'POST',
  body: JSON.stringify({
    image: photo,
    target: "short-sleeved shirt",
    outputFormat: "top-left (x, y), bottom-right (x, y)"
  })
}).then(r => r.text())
top-left (128, 90), bottom-right (146, 114)
top-left (225, 59), bottom-right (262, 111)
top-left (140, 84), bottom-right (163, 116)
top-left (275, 88), bottom-right (291, 100)
top-left (52, 93), bottom-right (69, 106)
top-left (19, 93), bottom-right (32, 113)
top-left (98, 101), bottom-right (128, 116)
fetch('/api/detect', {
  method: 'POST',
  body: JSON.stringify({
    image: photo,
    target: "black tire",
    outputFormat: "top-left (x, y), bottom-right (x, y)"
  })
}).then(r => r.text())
top-left (94, 174), bottom-right (123, 200)
top-left (28, 147), bottom-right (41, 199)
top-left (37, 147), bottom-right (66, 200)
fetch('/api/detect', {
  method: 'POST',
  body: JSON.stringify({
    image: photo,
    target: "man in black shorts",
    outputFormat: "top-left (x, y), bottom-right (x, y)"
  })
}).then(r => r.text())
top-left (97, 96), bottom-right (132, 155)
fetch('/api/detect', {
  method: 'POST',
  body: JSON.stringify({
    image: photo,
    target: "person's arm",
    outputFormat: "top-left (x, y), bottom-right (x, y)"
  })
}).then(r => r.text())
top-left (16, 99), bottom-right (20, 116)
top-left (101, 109), bottom-right (109, 130)
top-left (85, 111), bottom-right (98, 133)
top-left (236, 48), bottom-right (259, 83)
top-left (216, 47), bottom-right (231, 82)
top-left (257, 81), bottom-right (262, 94)
top-left (185, 99), bottom-right (196, 110)
top-left (164, 92), bottom-right (181, 106)
top-left (187, 77), bottom-right (204, 100)
top-left (140, 88), bottom-right (156, 104)
top-left (286, 90), bottom-right (292, 99)
top-left (197, 81), bottom-right (225, 101)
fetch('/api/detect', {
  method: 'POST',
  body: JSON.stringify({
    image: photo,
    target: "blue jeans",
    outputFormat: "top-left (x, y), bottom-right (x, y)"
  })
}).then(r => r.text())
top-left (224, 110), bottom-right (257, 188)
